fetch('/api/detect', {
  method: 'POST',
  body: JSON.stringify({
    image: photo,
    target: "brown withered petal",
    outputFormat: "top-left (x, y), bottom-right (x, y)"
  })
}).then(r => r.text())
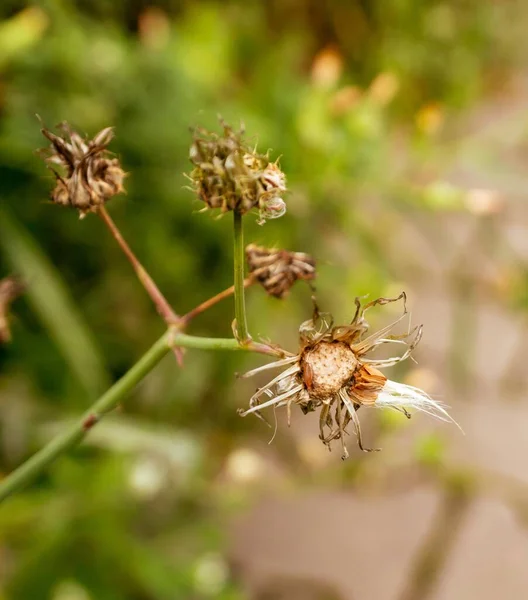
top-left (245, 243), bottom-right (316, 299)
top-left (0, 277), bottom-right (25, 344)
top-left (39, 122), bottom-right (126, 216)
top-left (188, 120), bottom-right (287, 222)
top-left (346, 364), bottom-right (387, 406)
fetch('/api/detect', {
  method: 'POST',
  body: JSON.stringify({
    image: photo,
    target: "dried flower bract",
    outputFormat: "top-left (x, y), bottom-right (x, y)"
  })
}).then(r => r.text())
top-left (0, 277), bottom-right (25, 344)
top-left (188, 121), bottom-right (286, 222)
top-left (246, 244), bottom-right (316, 299)
top-left (239, 293), bottom-right (460, 458)
top-left (40, 122), bottom-right (126, 216)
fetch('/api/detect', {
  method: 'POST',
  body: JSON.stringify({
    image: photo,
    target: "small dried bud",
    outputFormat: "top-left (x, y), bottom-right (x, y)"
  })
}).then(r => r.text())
top-left (188, 121), bottom-right (287, 222)
top-left (0, 277), bottom-right (24, 343)
top-left (245, 244), bottom-right (316, 299)
top-left (39, 122), bottom-right (126, 216)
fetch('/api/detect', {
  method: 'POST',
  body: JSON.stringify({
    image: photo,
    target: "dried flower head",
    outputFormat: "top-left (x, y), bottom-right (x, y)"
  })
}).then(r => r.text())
top-left (246, 244), bottom-right (316, 299)
top-left (0, 277), bottom-right (25, 343)
top-left (188, 121), bottom-right (287, 222)
top-left (39, 122), bottom-right (126, 216)
top-left (239, 293), bottom-right (460, 458)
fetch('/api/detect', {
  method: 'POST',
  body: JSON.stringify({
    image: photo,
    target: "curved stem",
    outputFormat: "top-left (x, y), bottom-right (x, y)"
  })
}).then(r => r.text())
top-left (233, 211), bottom-right (250, 342)
top-left (0, 330), bottom-right (280, 503)
top-left (98, 207), bottom-right (179, 326)
top-left (180, 277), bottom-right (254, 326)
top-left (0, 332), bottom-right (170, 503)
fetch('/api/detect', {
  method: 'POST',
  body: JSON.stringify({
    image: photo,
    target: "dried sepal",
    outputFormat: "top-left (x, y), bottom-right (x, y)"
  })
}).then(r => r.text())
top-left (346, 364), bottom-right (387, 406)
top-left (188, 120), bottom-right (287, 222)
top-left (246, 244), bottom-right (316, 299)
top-left (39, 122), bottom-right (126, 216)
top-left (0, 276), bottom-right (25, 343)
top-left (239, 293), bottom-right (460, 458)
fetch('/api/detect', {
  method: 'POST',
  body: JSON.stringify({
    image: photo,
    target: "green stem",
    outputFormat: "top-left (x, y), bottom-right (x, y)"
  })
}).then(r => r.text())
top-left (0, 330), bottom-right (277, 503)
top-left (171, 331), bottom-right (240, 351)
top-left (0, 333), bottom-right (170, 504)
top-left (171, 330), bottom-right (284, 357)
top-left (233, 211), bottom-right (250, 342)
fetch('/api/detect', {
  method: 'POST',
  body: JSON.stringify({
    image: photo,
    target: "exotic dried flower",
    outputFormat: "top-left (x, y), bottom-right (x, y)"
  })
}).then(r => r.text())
top-left (0, 277), bottom-right (24, 343)
top-left (188, 121), bottom-right (287, 222)
top-left (238, 293), bottom-right (460, 458)
top-left (39, 122), bottom-right (126, 216)
top-left (246, 244), bottom-right (316, 299)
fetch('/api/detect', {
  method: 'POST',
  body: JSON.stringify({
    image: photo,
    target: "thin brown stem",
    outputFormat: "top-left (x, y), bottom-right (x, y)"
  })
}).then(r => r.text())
top-left (98, 206), bottom-right (179, 326)
top-left (98, 206), bottom-right (183, 364)
top-left (98, 210), bottom-right (277, 358)
top-left (180, 277), bottom-right (254, 326)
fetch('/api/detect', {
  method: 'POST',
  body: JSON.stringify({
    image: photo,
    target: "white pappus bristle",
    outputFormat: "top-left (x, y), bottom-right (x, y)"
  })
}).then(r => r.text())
top-left (375, 379), bottom-right (463, 432)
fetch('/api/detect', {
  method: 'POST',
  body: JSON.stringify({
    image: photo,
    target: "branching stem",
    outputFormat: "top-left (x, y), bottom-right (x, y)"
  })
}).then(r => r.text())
top-left (180, 277), bottom-right (254, 325)
top-left (0, 330), bottom-right (282, 503)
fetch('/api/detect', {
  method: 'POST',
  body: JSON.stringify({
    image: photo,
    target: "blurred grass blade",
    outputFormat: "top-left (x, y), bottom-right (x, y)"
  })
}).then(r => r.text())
top-left (0, 207), bottom-right (110, 398)
top-left (41, 416), bottom-right (202, 473)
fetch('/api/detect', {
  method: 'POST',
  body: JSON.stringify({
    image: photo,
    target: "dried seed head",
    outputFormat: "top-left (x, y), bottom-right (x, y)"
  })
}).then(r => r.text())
top-left (301, 341), bottom-right (357, 399)
top-left (39, 122), bottom-right (126, 216)
top-left (239, 293), bottom-right (460, 458)
top-left (245, 243), bottom-right (316, 298)
top-left (188, 121), bottom-right (287, 221)
top-left (0, 276), bottom-right (24, 343)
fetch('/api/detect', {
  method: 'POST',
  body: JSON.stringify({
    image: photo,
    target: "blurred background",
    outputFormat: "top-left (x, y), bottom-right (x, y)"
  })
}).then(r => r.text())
top-left (1, 1), bottom-right (528, 598)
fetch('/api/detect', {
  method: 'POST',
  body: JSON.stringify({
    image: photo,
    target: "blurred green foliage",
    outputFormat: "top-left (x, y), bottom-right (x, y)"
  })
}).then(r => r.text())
top-left (0, 1), bottom-right (524, 598)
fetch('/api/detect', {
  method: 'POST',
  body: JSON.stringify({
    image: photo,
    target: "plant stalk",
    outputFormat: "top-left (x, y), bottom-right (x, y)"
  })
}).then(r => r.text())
top-left (98, 207), bottom-right (179, 326)
top-left (233, 211), bottom-right (250, 342)
top-left (0, 330), bottom-right (280, 503)
top-left (180, 277), bottom-right (254, 326)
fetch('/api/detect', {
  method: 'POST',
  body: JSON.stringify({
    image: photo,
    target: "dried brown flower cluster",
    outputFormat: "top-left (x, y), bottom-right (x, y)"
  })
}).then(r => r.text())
top-left (246, 244), bottom-right (316, 299)
top-left (31, 117), bottom-right (459, 463)
top-left (40, 123), bottom-right (126, 216)
top-left (239, 293), bottom-right (459, 458)
top-left (0, 277), bottom-right (24, 344)
top-left (188, 121), bottom-right (286, 222)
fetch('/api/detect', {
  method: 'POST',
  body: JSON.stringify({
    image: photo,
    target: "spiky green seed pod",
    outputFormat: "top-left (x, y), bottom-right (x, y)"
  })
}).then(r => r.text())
top-left (188, 121), bottom-right (286, 222)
